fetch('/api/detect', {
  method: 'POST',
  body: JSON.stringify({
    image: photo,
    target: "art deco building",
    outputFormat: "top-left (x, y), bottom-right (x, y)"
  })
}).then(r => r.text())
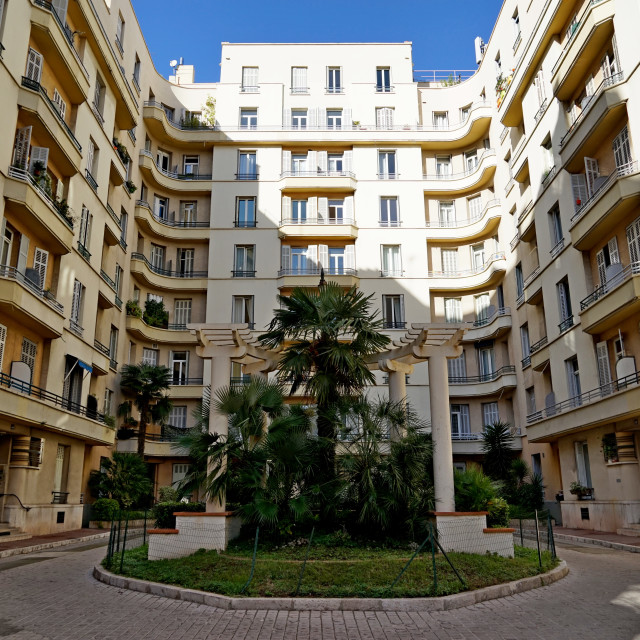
top-left (0, 0), bottom-right (638, 536)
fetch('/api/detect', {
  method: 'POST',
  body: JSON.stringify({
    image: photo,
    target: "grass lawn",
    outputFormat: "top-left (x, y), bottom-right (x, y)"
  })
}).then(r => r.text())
top-left (107, 536), bottom-right (558, 598)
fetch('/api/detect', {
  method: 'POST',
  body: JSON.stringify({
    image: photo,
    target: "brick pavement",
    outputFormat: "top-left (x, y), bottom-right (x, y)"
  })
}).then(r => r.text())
top-left (0, 542), bottom-right (638, 639)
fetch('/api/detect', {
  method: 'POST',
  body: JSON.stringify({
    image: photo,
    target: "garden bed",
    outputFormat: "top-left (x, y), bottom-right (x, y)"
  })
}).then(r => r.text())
top-left (107, 537), bottom-right (558, 598)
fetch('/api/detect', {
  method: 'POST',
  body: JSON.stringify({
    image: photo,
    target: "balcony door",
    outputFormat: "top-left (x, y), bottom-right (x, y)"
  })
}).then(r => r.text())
top-left (171, 351), bottom-right (189, 385)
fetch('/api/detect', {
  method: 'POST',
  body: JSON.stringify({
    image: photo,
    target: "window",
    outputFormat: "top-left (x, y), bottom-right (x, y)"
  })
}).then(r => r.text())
top-left (436, 155), bottom-right (452, 177)
top-left (482, 402), bottom-right (499, 427)
top-left (241, 66), bottom-right (259, 92)
top-left (78, 206), bottom-right (92, 251)
top-left (376, 108), bottom-right (394, 130)
top-left (290, 247), bottom-right (309, 273)
top-left (328, 200), bottom-right (344, 224)
top-left (177, 248), bottom-right (194, 276)
top-left (471, 243), bottom-right (485, 269)
top-left (26, 47), bottom-right (43, 83)
top-left (170, 351), bottom-right (189, 385)
top-left (291, 153), bottom-right (307, 175)
top-left (328, 153), bottom-right (344, 173)
top-left (154, 195), bottom-right (168, 220)
top-left (450, 404), bottom-right (471, 437)
top-left (168, 406), bottom-right (187, 430)
top-left (596, 340), bottom-right (613, 394)
top-left (442, 248), bottom-right (458, 274)
top-left (93, 75), bottom-right (105, 118)
top-left (475, 294), bottom-right (490, 322)
top-left (382, 294), bottom-right (404, 329)
top-left (329, 247), bottom-right (346, 274)
top-left (548, 203), bottom-right (563, 247)
top-left (541, 136), bottom-right (554, 173)
top-left (181, 202), bottom-right (197, 224)
top-left (234, 245), bottom-right (255, 276)
top-left (147, 293), bottom-right (163, 303)
top-left (104, 388), bottom-right (114, 415)
top-left (512, 9), bottom-right (520, 41)
top-left (478, 345), bottom-right (496, 379)
top-left (460, 104), bottom-right (471, 121)
top-left (627, 215), bottom-right (640, 264)
top-left (150, 244), bottom-right (165, 269)
top-left (557, 277), bottom-right (573, 330)
top-left (0, 224), bottom-right (12, 266)
top-left (240, 108), bottom-right (257, 129)
top-left (468, 195), bottom-right (482, 220)
top-left (376, 67), bottom-right (391, 92)
top-left (21, 337), bottom-right (37, 382)
top-left (120, 211), bottom-right (128, 244)
top-left (87, 138), bottom-right (99, 178)
top-left (326, 109), bottom-right (342, 129)
top-left (327, 67), bottom-right (342, 93)
top-left (28, 437), bottom-right (44, 467)
top-left (238, 151), bottom-right (257, 179)
top-left (380, 197), bottom-right (399, 227)
top-left (381, 245), bottom-right (402, 277)
top-left (291, 67), bottom-right (308, 93)
top-left (495, 53), bottom-right (502, 76)
top-left (172, 463), bottom-right (190, 486)
top-left (515, 262), bottom-right (524, 298)
top-left (438, 201), bottom-right (456, 226)
top-left (142, 348), bottom-right (158, 366)
top-left (378, 151), bottom-right (397, 178)
top-left (70, 279), bottom-right (84, 333)
top-left (448, 352), bottom-right (466, 379)
top-left (444, 298), bottom-right (462, 323)
top-left (526, 386), bottom-right (536, 414)
top-left (232, 295), bottom-right (254, 327)
top-left (601, 43), bottom-right (619, 78)
top-left (613, 125), bottom-right (632, 171)
top-left (173, 299), bottom-right (192, 327)
top-left (52, 89), bottom-right (67, 120)
top-left (291, 199), bottom-right (307, 223)
top-left (183, 155), bottom-right (199, 176)
top-left (566, 356), bottom-right (582, 405)
top-left (133, 55), bottom-right (141, 89)
top-left (575, 441), bottom-right (592, 488)
top-left (534, 70), bottom-right (546, 109)
top-left (161, 104), bottom-right (174, 122)
top-left (433, 112), bottom-right (448, 128)
top-left (291, 109), bottom-right (307, 129)
top-left (115, 13), bottom-right (125, 52)
top-left (465, 150), bottom-right (478, 172)
top-left (236, 197), bottom-right (256, 227)
top-left (109, 326), bottom-right (118, 366)
top-left (520, 324), bottom-right (531, 365)
top-left (33, 247), bottom-right (48, 289)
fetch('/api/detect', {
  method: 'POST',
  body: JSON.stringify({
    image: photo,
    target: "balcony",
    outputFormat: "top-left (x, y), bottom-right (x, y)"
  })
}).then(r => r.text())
top-left (580, 262), bottom-right (640, 334)
top-left (418, 100), bottom-right (492, 150)
top-left (277, 267), bottom-right (359, 289)
top-left (29, 0), bottom-right (90, 102)
top-left (117, 433), bottom-right (188, 457)
top-left (279, 170), bottom-right (357, 192)
top-left (448, 365), bottom-right (517, 397)
top-left (134, 200), bottom-right (210, 242)
top-left (526, 370), bottom-right (640, 443)
top-left (0, 266), bottom-right (65, 338)
top-left (427, 252), bottom-right (506, 291)
top-left (130, 253), bottom-right (208, 291)
top-left (425, 199), bottom-right (501, 243)
top-left (530, 336), bottom-right (550, 372)
top-left (463, 307), bottom-right (512, 342)
top-left (570, 163), bottom-right (640, 250)
top-left (4, 168), bottom-right (74, 254)
top-left (423, 149), bottom-right (496, 196)
top-left (91, 339), bottom-right (111, 376)
top-left (551, 0), bottom-right (614, 101)
top-left (169, 379), bottom-right (205, 399)
top-left (0, 371), bottom-right (113, 445)
top-left (452, 428), bottom-right (523, 454)
top-left (138, 150), bottom-right (213, 194)
top-left (278, 217), bottom-right (358, 240)
top-left (125, 315), bottom-right (197, 344)
top-left (142, 101), bottom-right (216, 147)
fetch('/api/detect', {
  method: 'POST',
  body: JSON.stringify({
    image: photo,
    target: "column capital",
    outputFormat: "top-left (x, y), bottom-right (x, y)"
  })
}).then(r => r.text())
top-left (243, 358), bottom-right (279, 375)
top-left (412, 343), bottom-right (463, 361)
top-left (378, 358), bottom-right (414, 375)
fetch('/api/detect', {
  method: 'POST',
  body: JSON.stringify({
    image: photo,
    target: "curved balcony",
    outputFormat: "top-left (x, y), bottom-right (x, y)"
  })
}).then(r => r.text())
top-left (278, 217), bottom-right (358, 240)
top-left (117, 435), bottom-right (188, 457)
top-left (448, 365), bottom-right (517, 397)
top-left (0, 266), bottom-right (64, 338)
top-left (138, 150), bottom-right (213, 194)
top-left (452, 428), bottom-right (523, 454)
top-left (462, 307), bottom-right (512, 343)
top-left (126, 315), bottom-right (197, 344)
top-left (4, 168), bottom-right (74, 254)
top-left (169, 379), bottom-right (205, 399)
top-left (142, 101), bottom-right (216, 148)
top-left (418, 101), bottom-right (491, 150)
top-left (134, 200), bottom-right (210, 242)
top-left (425, 199), bottom-right (501, 242)
top-left (427, 252), bottom-right (506, 291)
top-left (277, 267), bottom-right (359, 289)
top-left (279, 170), bottom-right (357, 192)
top-left (423, 150), bottom-right (496, 196)
top-left (130, 253), bottom-right (208, 291)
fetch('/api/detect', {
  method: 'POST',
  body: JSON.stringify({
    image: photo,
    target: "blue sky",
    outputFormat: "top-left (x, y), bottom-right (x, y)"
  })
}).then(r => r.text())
top-left (132, 0), bottom-right (504, 83)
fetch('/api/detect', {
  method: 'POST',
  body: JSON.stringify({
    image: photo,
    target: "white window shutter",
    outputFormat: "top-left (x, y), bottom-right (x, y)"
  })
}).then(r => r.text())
top-left (318, 244), bottom-right (329, 269)
top-left (608, 236), bottom-right (620, 264)
top-left (343, 108), bottom-right (352, 129)
top-left (29, 147), bottom-right (49, 174)
top-left (596, 250), bottom-right (606, 285)
top-left (308, 196), bottom-right (318, 220)
top-left (307, 150), bottom-right (317, 173)
top-left (344, 196), bottom-right (354, 222)
top-left (596, 341), bottom-right (612, 391)
top-left (12, 126), bottom-right (32, 170)
top-left (51, 0), bottom-right (68, 20)
top-left (306, 245), bottom-right (318, 270)
top-left (17, 234), bottom-right (30, 274)
top-left (282, 149), bottom-right (291, 173)
top-left (318, 151), bottom-right (328, 174)
top-left (317, 197), bottom-right (328, 223)
top-left (345, 245), bottom-right (355, 271)
top-left (281, 245), bottom-right (291, 271)
top-left (309, 108), bottom-right (318, 129)
top-left (571, 173), bottom-right (588, 211)
top-left (0, 323), bottom-right (6, 373)
top-left (282, 196), bottom-right (291, 222)
top-left (33, 248), bottom-right (48, 288)
top-left (627, 217), bottom-right (640, 264)
top-left (26, 48), bottom-right (43, 83)
top-left (613, 126), bottom-right (631, 170)
top-left (319, 109), bottom-right (327, 129)
top-left (344, 150), bottom-right (353, 173)
top-left (585, 75), bottom-right (595, 96)
top-left (53, 89), bottom-right (67, 120)
top-left (56, 178), bottom-right (64, 200)
top-left (584, 157), bottom-right (599, 197)
top-left (283, 109), bottom-right (292, 129)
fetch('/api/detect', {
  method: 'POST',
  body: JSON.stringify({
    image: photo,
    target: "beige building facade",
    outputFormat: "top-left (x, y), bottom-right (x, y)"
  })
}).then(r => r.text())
top-left (0, 0), bottom-right (638, 536)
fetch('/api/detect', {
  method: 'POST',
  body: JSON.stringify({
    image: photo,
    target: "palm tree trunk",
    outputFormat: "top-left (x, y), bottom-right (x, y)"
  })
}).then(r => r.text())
top-left (316, 401), bottom-right (336, 481)
top-left (137, 407), bottom-right (148, 458)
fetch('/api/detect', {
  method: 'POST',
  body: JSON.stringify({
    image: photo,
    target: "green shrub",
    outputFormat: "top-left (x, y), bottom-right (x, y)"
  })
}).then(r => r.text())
top-left (152, 501), bottom-right (205, 529)
top-left (487, 497), bottom-right (510, 527)
top-left (454, 467), bottom-right (498, 512)
top-left (92, 498), bottom-right (120, 521)
top-left (143, 299), bottom-right (168, 328)
top-left (158, 486), bottom-right (179, 503)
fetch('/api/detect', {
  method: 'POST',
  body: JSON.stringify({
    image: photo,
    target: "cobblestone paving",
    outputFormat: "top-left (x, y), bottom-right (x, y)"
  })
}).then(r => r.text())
top-left (0, 542), bottom-right (638, 639)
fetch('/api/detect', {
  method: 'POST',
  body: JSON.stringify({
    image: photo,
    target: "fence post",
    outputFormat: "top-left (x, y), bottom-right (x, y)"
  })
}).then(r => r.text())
top-left (547, 513), bottom-right (557, 559)
top-left (295, 526), bottom-right (315, 596)
top-left (431, 531), bottom-right (466, 587)
top-left (143, 508), bottom-right (148, 546)
top-left (519, 517), bottom-right (523, 547)
top-left (240, 527), bottom-right (259, 594)
top-left (106, 519), bottom-right (114, 568)
top-left (116, 510), bottom-right (122, 553)
top-left (534, 509), bottom-right (542, 568)
top-left (119, 511), bottom-right (130, 573)
top-left (429, 522), bottom-right (438, 595)
top-left (389, 533), bottom-right (431, 591)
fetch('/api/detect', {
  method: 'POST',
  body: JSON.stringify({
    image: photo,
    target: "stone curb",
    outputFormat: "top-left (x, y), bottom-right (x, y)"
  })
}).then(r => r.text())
top-left (553, 532), bottom-right (640, 553)
top-left (0, 531), bottom-right (111, 559)
top-left (93, 560), bottom-right (568, 611)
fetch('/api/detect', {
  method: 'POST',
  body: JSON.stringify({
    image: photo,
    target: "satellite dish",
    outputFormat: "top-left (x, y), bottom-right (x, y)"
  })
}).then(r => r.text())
top-left (169, 60), bottom-right (178, 68)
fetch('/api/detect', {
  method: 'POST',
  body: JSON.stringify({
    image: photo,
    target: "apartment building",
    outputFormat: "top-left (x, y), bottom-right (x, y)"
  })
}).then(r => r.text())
top-left (0, 0), bottom-right (638, 536)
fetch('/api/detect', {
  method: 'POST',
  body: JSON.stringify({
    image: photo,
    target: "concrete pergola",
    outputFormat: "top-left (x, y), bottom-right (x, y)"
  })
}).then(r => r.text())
top-left (191, 322), bottom-right (468, 512)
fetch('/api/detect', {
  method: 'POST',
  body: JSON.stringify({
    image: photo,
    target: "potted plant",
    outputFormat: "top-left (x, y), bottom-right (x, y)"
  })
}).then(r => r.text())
top-left (602, 433), bottom-right (619, 464)
top-left (126, 299), bottom-right (143, 318)
top-left (125, 180), bottom-right (137, 194)
top-left (569, 481), bottom-right (593, 499)
top-left (112, 138), bottom-right (131, 164)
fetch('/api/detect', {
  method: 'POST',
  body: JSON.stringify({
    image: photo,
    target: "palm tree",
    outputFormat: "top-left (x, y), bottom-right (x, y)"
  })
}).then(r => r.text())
top-left (91, 452), bottom-right (153, 509)
top-left (120, 363), bottom-right (173, 457)
top-left (481, 420), bottom-right (515, 481)
top-left (259, 283), bottom-right (390, 477)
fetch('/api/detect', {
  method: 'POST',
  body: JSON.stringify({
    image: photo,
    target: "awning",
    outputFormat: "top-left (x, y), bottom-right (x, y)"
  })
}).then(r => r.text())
top-left (65, 354), bottom-right (93, 376)
top-left (77, 360), bottom-right (93, 373)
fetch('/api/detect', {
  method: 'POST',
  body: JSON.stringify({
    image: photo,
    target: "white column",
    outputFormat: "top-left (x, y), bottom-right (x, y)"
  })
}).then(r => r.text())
top-left (428, 352), bottom-right (455, 512)
top-left (388, 370), bottom-right (406, 406)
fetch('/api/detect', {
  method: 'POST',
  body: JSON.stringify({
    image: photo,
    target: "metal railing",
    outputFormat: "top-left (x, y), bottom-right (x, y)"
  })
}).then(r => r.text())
top-left (135, 201), bottom-right (209, 228)
top-left (380, 270), bottom-right (404, 278)
top-left (523, 265), bottom-right (540, 289)
top-left (550, 238), bottom-right (565, 258)
top-left (522, 355), bottom-right (531, 368)
top-left (424, 101), bottom-right (489, 131)
top-left (235, 173), bottom-right (259, 180)
top-left (231, 270), bottom-right (256, 278)
top-left (533, 98), bottom-right (548, 124)
top-left (426, 199), bottom-right (500, 228)
top-left (0, 265), bottom-right (64, 313)
top-left (448, 365), bottom-right (516, 384)
top-left (529, 336), bottom-right (548, 354)
top-left (230, 375), bottom-right (252, 386)
top-left (69, 319), bottom-right (83, 336)
top-left (414, 69), bottom-right (476, 84)
top-left (280, 217), bottom-right (355, 226)
top-left (428, 252), bottom-right (505, 278)
top-left (280, 170), bottom-right (356, 179)
top-left (423, 149), bottom-right (495, 180)
top-left (541, 165), bottom-right (556, 188)
top-left (510, 232), bottom-right (520, 251)
top-left (526, 369), bottom-right (640, 425)
top-left (0, 370), bottom-right (105, 422)
top-left (51, 491), bottom-right (69, 504)
top-left (20, 77), bottom-right (82, 151)
top-left (517, 200), bottom-right (534, 225)
top-left (85, 169), bottom-right (98, 191)
top-left (558, 316), bottom-right (574, 333)
top-left (170, 377), bottom-right (203, 386)
top-left (115, 35), bottom-right (123, 55)
top-left (8, 166), bottom-right (74, 228)
top-left (130, 253), bottom-right (207, 278)
top-left (383, 321), bottom-right (406, 329)
top-left (100, 269), bottom-right (117, 291)
top-left (94, 339), bottom-right (110, 357)
top-left (278, 267), bottom-right (357, 277)
top-left (234, 220), bottom-right (257, 228)
top-left (290, 86), bottom-right (310, 94)
top-left (325, 86), bottom-right (343, 94)
top-left (472, 306), bottom-right (510, 328)
top-left (139, 149), bottom-right (212, 180)
top-left (77, 242), bottom-right (91, 260)
top-left (570, 161), bottom-right (637, 224)
top-left (580, 261), bottom-right (640, 310)
top-left (240, 85), bottom-right (260, 93)
top-left (451, 432), bottom-right (483, 441)
top-left (143, 101), bottom-right (216, 131)
top-left (106, 203), bottom-right (122, 228)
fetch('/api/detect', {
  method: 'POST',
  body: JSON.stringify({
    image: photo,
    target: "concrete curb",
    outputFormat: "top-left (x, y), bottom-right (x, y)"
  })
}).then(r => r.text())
top-left (93, 560), bottom-right (568, 611)
top-left (553, 532), bottom-right (640, 553)
top-left (0, 531), bottom-right (111, 559)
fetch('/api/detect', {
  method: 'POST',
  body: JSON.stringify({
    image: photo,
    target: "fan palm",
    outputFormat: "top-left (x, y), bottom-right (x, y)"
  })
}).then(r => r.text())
top-left (481, 420), bottom-right (515, 481)
top-left (120, 363), bottom-right (173, 457)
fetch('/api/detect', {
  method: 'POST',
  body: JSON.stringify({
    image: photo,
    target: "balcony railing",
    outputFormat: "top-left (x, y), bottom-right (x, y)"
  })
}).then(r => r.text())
top-left (541, 165), bottom-right (556, 188)
top-left (69, 319), bottom-right (83, 336)
top-left (235, 173), bottom-right (259, 180)
top-left (135, 200), bottom-right (209, 228)
top-left (523, 265), bottom-right (540, 289)
top-left (280, 217), bottom-right (355, 226)
top-left (234, 220), bottom-right (257, 228)
top-left (240, 85), bottom-right (260, 93)
top-left (280, 170), bottom-right (356, 179)
top-left (550, 238), bottom-right (565, 258)
top-left (278, 267), bottom-right (357, 277)
top-left (383, 321), bottom-right (406, 329)
top-left (0, 370), bottom-right (105, 422)
top-left (558, 316), bottom-right (574, 333)
top-left (570, 162), bottom-right (637, 224)
top-left (85, 169), bottom-right (98, 191)
top-left (51, 491), bottom-right (69, 504)
top-left (580, 262), bottom-right (640, 310)
top-left (94, 339), bottom-right (110, 357)
top-left (375, 84), bottom-right (394, 93)
top-left (533, 98), bottom-right (548, 124)
top-left (100, 269), bottom-right (117, 291)
top-left (131, 253), bottom-right (207, 278)
top-left (448, 365), bottom-right (516, 384)
top-left (121, 429), bottom-right (186, 443)
top-left (143, 101), bottom-right (216, 131)
top-left (522, 355), bottom-right (531, 368)
top-left (7, 166), bottom-right (74, 228)
top-left (517, 200), bottom-right (533, 225)
top-left (529, 336), bottom-right (548, 354)
top-left (423, 149), bottom-right (495, 180)
top-left (380, 270), bottom-right (403, 278)
top-left (20, 77), bottom-right (82, 151)
top-left (139, 149), bottom-right (212, 180)
top-left (453, 427), bottom-right (521, 440)
top-left (526, 370), bottom-right (640, 425)
top-left (106, 203), bottom-right (122, 228)
top-left (170, 377), bottom-right (203, 386)
top-left (0, 265), bottom-right (64, 313)
top-left (230, 375), bottom-right (252, 386)
top-left (472, 306), bottom-right (510, 328)
top-left (231, 270), bottom-right (256, 278)
top-left (426, 199), bottom-right (500, 228)
top-left (510, 232), bottom-right (520, 252)
top-left (77, 242), bottom-right (90, 260)
top-left (428, 252), bottom-right (505, 278)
